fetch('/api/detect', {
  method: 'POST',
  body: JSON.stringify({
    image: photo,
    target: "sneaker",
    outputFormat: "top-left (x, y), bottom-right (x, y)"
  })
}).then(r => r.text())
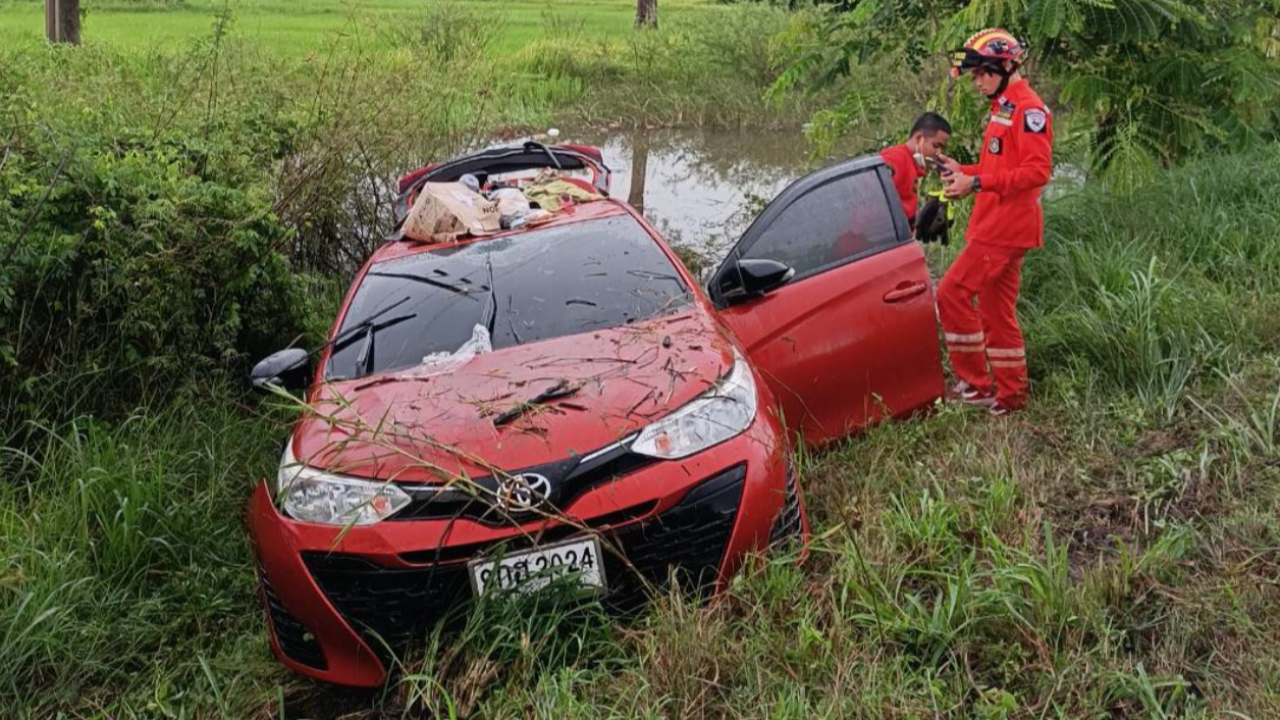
top-left (989, 402), bottom-right (1018, 416)
top-left (947, 380), bottom-right (978, 398)
top-left (962, 389), bottom-right (997, 408)
top-left (949, 381), bottom-right (996, 407)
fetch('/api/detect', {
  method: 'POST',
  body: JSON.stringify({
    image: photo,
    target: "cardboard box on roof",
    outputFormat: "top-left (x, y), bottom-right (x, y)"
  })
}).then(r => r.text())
top-left (403, 182), bottom-right (500, 243)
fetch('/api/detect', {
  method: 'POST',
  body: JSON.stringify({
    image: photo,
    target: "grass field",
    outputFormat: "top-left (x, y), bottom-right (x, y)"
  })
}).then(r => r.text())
top-left (8, 151), bottom-right (1280, 715)
top-left (0, 0), bottom-right (729, 55)
top-left (3, 1), bottom-right (1280, 718)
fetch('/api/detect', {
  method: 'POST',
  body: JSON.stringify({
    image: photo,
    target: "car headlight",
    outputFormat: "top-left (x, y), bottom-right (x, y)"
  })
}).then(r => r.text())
top-left (630, 350), bottom-right (758, 460)
top-left (275, 443), bottom-right (411, 526)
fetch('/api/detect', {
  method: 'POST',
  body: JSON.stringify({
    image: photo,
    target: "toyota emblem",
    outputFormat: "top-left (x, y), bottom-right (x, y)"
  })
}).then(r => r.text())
top-left (494, 472), bottom-right (552, 512)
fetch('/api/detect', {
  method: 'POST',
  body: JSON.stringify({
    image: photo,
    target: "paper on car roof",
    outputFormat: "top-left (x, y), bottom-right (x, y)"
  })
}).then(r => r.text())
top-left (403, 181), bottom-right (501, 243)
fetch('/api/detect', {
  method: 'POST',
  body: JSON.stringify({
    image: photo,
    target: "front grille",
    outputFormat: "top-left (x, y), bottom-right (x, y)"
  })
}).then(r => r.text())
top-left (396, 499), bottom-right (658, 565)
top-left (304, 553), bottom-right (473, 658)
top-left (768, 462), bottom-right (802, 547)
top-left (258, 564), bottom-right (327, 670)
top-left (390, 442), bottom-right (654, 524)
top-left (602, 464), bottom-right (745, 613)
top-left (303, 464), bottom-right (746, 656)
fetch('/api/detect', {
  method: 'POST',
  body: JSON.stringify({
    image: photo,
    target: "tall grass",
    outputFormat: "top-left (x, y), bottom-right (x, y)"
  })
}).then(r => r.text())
top-left (1017, 146), bottom-right (1280, 419)
top-left (0, 395), bottom-right (289, 714)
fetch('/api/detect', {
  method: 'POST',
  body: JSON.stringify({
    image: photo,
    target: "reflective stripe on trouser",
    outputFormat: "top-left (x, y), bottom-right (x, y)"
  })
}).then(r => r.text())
top-left (936, 243), bottom-right (1029, 407)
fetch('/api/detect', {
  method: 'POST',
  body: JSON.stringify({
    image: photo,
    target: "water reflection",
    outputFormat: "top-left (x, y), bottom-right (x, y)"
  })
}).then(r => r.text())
top-left (626, 129), bottom-right (649, 215)
top-left (580, 127), bottom-right (810, 260)
top-left (471, 127), bottom-right (816, 263)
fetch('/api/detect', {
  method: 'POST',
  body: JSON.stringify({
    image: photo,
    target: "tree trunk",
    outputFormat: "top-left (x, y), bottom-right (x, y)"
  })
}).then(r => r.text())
top-left (627, 130), bottom-right (650, 215)
top-left (46, 0), bottom-right (81, 44)
top-left (635, 0), bottom-right (657, 29)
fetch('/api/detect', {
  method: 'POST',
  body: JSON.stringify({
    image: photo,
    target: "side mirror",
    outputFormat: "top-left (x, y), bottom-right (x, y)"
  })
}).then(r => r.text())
top-left (717, 258), bottom-right (795, 306)
top-left (250, 348), bottom-right (311, 392)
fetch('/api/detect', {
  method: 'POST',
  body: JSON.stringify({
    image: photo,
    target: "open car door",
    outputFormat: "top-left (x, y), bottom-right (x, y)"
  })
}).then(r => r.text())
top-left (708, 154), bottom-right (945, 446)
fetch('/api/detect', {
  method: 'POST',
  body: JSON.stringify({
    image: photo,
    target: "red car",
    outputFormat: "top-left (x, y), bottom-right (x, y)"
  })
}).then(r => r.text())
top-left (248, 142), bottom-right (945, 687)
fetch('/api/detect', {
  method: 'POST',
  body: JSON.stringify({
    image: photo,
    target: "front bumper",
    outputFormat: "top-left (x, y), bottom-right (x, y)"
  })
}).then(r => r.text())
top-left (249, 422), bottom-right (805, 687)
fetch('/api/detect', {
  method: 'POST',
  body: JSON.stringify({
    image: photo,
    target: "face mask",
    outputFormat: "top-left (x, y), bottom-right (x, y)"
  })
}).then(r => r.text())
top-left (909, 139), bottom-right (926, 168)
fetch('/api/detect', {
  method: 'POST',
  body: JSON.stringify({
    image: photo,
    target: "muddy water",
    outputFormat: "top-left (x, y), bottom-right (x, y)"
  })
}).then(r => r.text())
top-left (487, 127), bottom-right (817, 264)
top-left (579, 128), bottom-right (811, 258)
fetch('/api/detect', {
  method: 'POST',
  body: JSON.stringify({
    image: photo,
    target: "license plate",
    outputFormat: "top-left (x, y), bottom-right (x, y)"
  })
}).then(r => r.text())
top-left (468, 537), bottom-right (606, 596)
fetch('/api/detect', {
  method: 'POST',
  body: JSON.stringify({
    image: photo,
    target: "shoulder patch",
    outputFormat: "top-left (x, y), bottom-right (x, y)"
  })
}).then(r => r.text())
top-left (1024, 108), bottom-right (1048, 133)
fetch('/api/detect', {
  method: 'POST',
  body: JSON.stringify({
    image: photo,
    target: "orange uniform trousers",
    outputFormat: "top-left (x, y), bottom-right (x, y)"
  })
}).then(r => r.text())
top-left (936, 242), bottom-right (1029, 408)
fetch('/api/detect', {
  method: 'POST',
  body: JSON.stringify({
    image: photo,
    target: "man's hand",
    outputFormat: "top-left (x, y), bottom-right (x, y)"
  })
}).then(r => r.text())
top-left (944, 172), bottom-right (977, 200)
top-left (935, 153), bottom-right (963, 177)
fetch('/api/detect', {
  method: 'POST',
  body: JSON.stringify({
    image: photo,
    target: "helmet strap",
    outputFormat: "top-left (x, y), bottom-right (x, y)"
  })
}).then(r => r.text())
top-left (985, 60), bottom-right (1019, 99)
top-left (986, 64), bottom-right (1011, 99)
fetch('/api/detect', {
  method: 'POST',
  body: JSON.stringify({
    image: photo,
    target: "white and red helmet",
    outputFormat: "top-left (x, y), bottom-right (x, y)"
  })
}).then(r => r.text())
top-left (950, 28), bottom-right (1026, 78)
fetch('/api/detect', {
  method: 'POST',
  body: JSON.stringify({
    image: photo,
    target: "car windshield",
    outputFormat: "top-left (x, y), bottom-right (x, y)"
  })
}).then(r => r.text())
top-left (327, 215), bottom-right (692, 379)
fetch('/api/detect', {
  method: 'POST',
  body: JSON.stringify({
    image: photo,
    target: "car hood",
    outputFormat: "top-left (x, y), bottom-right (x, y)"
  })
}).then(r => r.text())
top-left (291, 310), bottom-right (732, 482)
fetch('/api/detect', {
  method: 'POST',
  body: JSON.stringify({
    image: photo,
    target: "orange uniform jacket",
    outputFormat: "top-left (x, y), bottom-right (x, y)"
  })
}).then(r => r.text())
top-left (879, 143), bottom-right (926, 228)
top-left (961, 79), bottom-right (1053, 248)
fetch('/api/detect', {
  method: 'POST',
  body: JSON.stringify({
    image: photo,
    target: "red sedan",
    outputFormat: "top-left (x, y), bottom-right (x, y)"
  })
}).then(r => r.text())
top-left (247, 143), bottom-right (944, 687)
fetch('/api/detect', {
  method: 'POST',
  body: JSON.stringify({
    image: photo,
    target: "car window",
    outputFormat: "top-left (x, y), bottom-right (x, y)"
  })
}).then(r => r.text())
top-left (741, 169), bottom-right (899, 277)
top-left (327, 215), bottom-right (691, 379)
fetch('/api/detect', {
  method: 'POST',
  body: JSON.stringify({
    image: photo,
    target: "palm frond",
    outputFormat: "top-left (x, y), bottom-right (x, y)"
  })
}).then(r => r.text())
top-left (1094, 113), bottom-right (1163, 190)
top-left (959, 0), bottom-right (1028, 35)
top-left (1059, 73), bottom-right (1119, 114)
top-left (1149, 53), bottom-right (1204, 97)
top-left (1029, 0), bottom-right (1069, 37)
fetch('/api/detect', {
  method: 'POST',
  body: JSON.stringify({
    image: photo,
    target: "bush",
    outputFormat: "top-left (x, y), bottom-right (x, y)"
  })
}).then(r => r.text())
top-left (515, 38), bottom-right (626, 82)
top-left (0, 45), bottom-right (318, 434)
top-left (381, 3), bottom-right (506, 64)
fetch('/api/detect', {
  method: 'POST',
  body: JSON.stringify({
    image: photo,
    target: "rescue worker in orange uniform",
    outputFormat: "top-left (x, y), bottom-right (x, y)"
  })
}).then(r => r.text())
top-left (936, 28), bottom-right (1053, 416)
top-left (879, 112), bottom-right (952, 233)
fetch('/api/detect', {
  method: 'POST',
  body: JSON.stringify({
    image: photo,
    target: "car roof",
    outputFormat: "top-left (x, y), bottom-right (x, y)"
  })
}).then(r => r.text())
top-left (369, 199), bottom-right (637, 266)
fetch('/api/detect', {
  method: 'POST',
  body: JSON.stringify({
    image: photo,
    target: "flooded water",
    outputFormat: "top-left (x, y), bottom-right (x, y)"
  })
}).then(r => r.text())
top-left (568, 128), bottom-right (813, 259)
top-left (478, 127), bottom-right (819, 264)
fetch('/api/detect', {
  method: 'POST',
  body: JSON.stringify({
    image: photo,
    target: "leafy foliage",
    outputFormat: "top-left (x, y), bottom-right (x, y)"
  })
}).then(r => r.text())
top-left (0, 46), bottom-right (316, 434)
top-left (774, 0), bottom-right (1280, 180)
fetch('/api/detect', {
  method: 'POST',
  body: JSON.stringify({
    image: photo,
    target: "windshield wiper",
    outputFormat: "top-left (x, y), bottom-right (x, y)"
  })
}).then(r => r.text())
top-left (331, 310), bottom-right (418, 354)
top-left (627, 269), bottom-right (683, 283)
top-left (334, 312), bottom-right (418, 379)
top-left (482, 255), bottom-right (498, 337)
top-left (320, 295), bottom-right (412, 354)
top-left (367, 271), bottom-right (478, 297)
top-left (354, 324), bottom-right (376, 378)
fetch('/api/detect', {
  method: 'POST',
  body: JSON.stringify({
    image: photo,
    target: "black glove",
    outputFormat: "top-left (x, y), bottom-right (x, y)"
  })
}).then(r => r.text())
top-left (914, 195), bottom-right (951, 246)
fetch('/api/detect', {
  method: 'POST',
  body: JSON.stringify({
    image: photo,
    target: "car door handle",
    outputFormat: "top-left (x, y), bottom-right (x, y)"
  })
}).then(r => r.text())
top-left (882, 282), bottom-right (928, 303)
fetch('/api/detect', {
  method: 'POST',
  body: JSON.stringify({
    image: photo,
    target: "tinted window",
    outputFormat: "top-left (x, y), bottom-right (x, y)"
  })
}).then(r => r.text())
top-left (742, 170), bottom-right (899, 276)
top-left (327, 215), bottom-right (691, 379)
